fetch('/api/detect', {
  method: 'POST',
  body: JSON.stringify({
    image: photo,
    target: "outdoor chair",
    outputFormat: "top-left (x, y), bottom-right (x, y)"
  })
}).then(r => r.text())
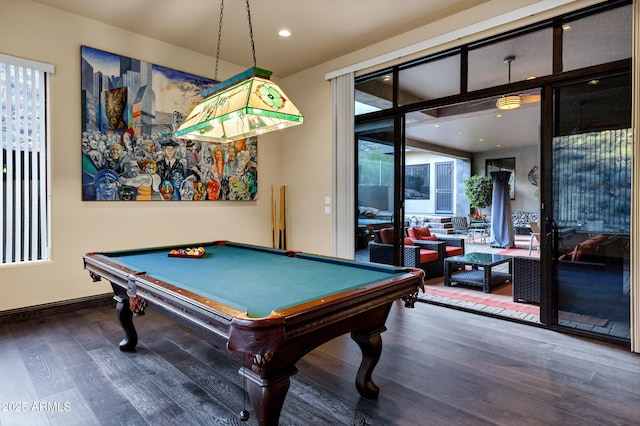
top-left (528, 221), bottom-right (541, 256)
top-left (451, 216), bottom-right (469, 234)
top-left (405, 227), bottom-right (465, 277)
top-left (406, 227), bottom-right (465, 257)
top-left (369, 228), bottom-right (445, 278)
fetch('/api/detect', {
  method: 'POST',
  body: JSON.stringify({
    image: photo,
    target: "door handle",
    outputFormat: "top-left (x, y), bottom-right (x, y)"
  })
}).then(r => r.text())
top-left (544, 217), bottom-right (555, 237)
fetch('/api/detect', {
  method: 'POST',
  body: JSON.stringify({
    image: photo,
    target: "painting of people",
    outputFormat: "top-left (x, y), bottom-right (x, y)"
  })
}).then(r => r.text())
top-left (81, 46), bottom-right (258, 201)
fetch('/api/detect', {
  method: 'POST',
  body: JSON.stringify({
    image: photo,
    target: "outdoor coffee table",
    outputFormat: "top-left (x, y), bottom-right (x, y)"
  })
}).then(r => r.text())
top-left (444, 252), bottom-right (512, 293)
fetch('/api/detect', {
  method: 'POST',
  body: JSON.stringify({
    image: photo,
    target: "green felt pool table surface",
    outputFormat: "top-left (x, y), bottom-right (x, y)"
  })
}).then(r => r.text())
top-left (93, 241), bottom-right (412, 318)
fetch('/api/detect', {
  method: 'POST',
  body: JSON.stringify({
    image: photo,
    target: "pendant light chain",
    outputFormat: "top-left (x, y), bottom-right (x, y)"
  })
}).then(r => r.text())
top-left (177, 0), bottom-right (303, 144)
top-left (214, 0), bottom-right (256, 80)
top-left (245, 0), bottom-right (257, 68)
top-left (214, 0), bottom-right (225, 81)
top-left (504, 55), bottom-right (515, 84)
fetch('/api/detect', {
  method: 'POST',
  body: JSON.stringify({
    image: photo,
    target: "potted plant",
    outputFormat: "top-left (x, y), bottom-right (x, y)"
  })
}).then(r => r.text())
top-left (463, 175), bottom-right (493, 216)
top-left (468, 210), bottom-right (488, 223)
top-left (357, 225), bottom-right (375, 249)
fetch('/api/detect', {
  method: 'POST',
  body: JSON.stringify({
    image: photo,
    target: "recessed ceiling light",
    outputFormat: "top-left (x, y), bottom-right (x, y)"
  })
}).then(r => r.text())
top-left (562, 24), bottom-right (571, 31)
top-left (433, 124), bottom-right (440, 128)
top-left (495, 114), bottom-right (503, 118)
top-left (588, 79), bottom-right (600, 85)
top-left (479, 138), bottom-right (485, 142)
top-left (457, 131), bottom-right (464, 135)
top-left (496, 144), bottom-right (502, 147)
top-left (278, 29), bottom-right (291, 37)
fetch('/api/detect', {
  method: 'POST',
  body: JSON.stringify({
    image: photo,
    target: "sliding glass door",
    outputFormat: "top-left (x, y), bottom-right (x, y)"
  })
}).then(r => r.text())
top-left (550, 73), bottom-right (631, 339)
top-left (355, 117), bottom-right (404, 263)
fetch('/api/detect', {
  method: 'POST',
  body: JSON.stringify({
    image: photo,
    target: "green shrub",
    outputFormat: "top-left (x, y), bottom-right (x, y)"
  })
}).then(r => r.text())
top-left (463, 175), bottom-right (493, 210)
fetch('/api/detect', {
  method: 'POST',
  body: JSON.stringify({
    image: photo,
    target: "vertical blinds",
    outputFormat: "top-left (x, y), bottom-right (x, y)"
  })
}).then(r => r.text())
top-left (1, 55), bottom-right (52, 263)
top-left (331, 72), bottom-right (355, 258)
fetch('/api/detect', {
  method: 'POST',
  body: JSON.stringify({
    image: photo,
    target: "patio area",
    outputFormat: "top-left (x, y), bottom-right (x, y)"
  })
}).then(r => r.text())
top-left (355, 234), bottom-right (539, 314)
top-left (356, 233), bottom-right (631, 339)
top-left (415, 234), bottom-right (541, 323)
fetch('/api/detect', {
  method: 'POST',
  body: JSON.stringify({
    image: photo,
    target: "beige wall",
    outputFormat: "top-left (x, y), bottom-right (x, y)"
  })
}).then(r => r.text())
top-left (0, 0), bottom-right (284, 311)
top-left (474, 145), bottom-right (539, 213)
top-left (270, 66), bottom-right (334, 255)
top-left (0, 0), bottom-right (612, 311)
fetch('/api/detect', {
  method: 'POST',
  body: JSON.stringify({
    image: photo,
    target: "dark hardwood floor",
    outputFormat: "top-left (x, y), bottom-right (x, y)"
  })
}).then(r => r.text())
top-left (2, 299), bottom-right (640, 425)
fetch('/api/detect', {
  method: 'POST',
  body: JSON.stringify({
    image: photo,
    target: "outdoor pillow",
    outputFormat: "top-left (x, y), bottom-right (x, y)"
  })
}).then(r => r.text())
top-left (407, 227), bottom-right (431, 239)
top-left (379, 228), bottom-right (394, 244)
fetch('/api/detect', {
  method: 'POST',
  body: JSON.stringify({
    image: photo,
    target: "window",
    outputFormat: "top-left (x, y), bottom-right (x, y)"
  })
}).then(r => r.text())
top-left (562, 4), bottom-right (632, 72)
top-left (468, 27), bottom-right (552, 91)
top-left (355, 70), bottom-right (393, 115)
top-left (399, 53), bottom-right (460, 105)
top-left (1, 54), bottom-right (52, 263)
top-left (405, 164), bottom-right (430, 200)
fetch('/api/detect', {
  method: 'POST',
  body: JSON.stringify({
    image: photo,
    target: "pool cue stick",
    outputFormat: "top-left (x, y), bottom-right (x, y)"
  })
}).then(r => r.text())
top-left (282, 186), bottom-right (287, 250)
top-left (279, 186), bottom-right (286, 249)
top-left (271, 185), bottom-right (276, 248)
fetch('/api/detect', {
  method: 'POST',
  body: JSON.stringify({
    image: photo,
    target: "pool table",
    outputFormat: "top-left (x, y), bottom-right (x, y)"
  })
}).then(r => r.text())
top-left (84, 241), bottom-right (424, 426)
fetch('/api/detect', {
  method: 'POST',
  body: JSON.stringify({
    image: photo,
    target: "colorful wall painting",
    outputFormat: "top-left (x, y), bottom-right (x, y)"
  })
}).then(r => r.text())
top-left (81, 46), bottom-right (257, 201)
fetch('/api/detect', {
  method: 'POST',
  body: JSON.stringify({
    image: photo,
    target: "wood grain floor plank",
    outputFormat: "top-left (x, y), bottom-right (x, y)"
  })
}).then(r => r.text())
top-left (0, 325), bottom-right (51, 425)
top-left (302, 302), bottom-right (640, 425)
top-left (65, 361), bottom-right (148, 425)
top-left (132, 337), bottom-right (246, 424)
top-left (86, 345), bottom-right (199, 425)
top-left (299, 348), bottom-right (496, 426)
top-left (140, 332), bottom-right (257, 423)
top-left (58, 312), bottom-right (116, 353)
top-left (20, 343), bottom-right (77, 399)
top-left (2, 299), bottom-right (640, 425)
top-left (39, 388), bottom-right (100, 426)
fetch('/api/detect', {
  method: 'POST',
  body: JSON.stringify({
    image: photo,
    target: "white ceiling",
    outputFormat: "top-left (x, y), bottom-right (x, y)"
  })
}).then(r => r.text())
top-left (30, 0), bottom-right (621, 154)
top-left (30, 0), bottom-right (486, 78)
top-left (405, 100), bottom-right (541, 153)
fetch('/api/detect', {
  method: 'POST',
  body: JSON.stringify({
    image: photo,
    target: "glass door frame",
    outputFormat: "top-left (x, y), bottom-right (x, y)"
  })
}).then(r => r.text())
top-left (354, 115), bottom-right (406, 265)
top-left (392, 114), bottom-right (406, 266)
top-left (539, 84), bottom-right (553, 326)
top-left (540, 72), bottom-right (632, 342)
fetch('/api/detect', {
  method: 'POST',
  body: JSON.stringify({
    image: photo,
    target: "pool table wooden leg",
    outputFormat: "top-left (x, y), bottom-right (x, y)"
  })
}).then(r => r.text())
top-left (113, 291), bottom-right (138, 352)
top-left (241, 367), bottom-right (295, 426)
top-left (351, 326), bottom-right (386, 399)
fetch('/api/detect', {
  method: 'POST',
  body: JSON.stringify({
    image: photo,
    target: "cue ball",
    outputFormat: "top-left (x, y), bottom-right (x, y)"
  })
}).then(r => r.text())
top-left (239, 410), bottom-right (250, 421)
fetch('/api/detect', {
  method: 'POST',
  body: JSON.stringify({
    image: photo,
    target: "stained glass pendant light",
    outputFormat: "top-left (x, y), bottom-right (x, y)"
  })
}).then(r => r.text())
top-left (176, 0), bottom-right (303, 143)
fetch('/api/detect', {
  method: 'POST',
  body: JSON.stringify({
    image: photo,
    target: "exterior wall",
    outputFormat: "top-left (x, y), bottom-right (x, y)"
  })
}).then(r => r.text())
top-left (404, 151), bottom-right (471, 216)
top-left (405, 151), bottom-right (445, 214)
top-left (454, 158), bottom-right (473, 217)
